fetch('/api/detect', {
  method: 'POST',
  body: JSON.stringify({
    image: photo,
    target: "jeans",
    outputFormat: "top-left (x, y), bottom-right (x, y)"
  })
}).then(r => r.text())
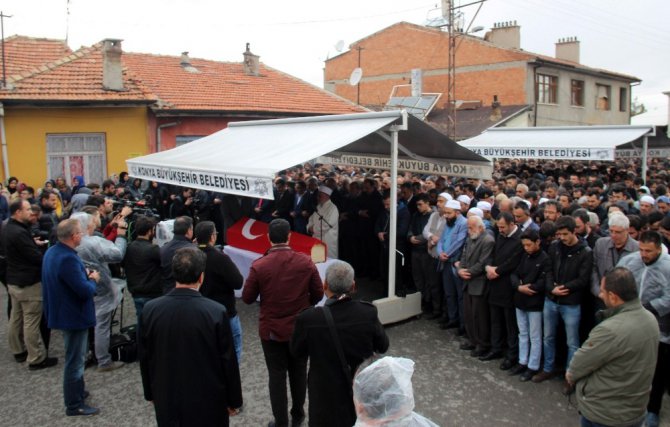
top-left (543, 298), bottom-right (580, 373)
top-left (133, 297), bottom-right (154, 332)
top-left (261, 340), bottom-right (307, 427)
top-left (580, 415), bottom-right (643, 427)
top-left (94, 310), bottom-right (113, 367)
top-left (229, 315), bottom-right (242, 363)
top-left (62, 329), bottom-right (89, 412)
top-left (442, 264), bottom-right (463, 327)
top-left (516, 308), bottom-right (542, 370)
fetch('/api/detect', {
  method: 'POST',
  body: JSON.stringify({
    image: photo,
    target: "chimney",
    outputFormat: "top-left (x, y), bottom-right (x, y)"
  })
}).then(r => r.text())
top-left (485, 21), bottom-right (521, 50)
top-left (555, 37), bottom-right (580, 63)
top-left (102, 38), bottom-right (124, 91)
top-left (180, 51), bottom-right (191, 67)
top-left (243, 43), bottom-right (260, 76)
top-left (490, 95), bottom-right (502, 122)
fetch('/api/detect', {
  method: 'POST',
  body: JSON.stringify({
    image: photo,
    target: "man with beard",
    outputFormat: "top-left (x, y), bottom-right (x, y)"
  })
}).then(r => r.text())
top-left (456, 216), bottom-right (495, 357)
top-left (308, 186), bottom-right (339, 259)
top-left (482, 212), bottom-right (523, 368)
top-left (573, 209), bottom-right (600, 249)
top-left (421, 193), bottom-right (449, 319)
top-left (617, 231), bottom-right (670, 427)
top-left (357, 178), bottom-right (383, 279)
top-left (437, 200), bottom-right (468, 333)
top-left (408, 194), bottom-right (435, 313)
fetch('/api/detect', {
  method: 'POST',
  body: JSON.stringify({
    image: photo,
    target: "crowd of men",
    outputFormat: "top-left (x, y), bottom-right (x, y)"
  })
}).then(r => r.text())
top-left (1, 155), bottom-right (670, 426)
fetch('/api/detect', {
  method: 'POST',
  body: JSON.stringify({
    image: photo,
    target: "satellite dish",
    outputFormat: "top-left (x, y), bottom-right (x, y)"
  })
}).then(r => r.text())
top-left (334, 40), bottom-right (345, 52)
top-left (349, 67), bottom-right (363, 86)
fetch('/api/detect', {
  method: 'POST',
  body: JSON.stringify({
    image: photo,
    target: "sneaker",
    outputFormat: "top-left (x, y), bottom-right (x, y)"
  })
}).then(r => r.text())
top-left (14, 351), bottom-right (28, 363)
top-left (97, 361), bottom-right (125, 372)
top-left (520, 369), bottom-right (537, 382)
top-left (646, 412), bottom-right (660, 427)
top-left (66, 404), bottom-right (100, 417)
top-left (28, 356), bottom-right (58, 371)
top-left (531, 370), bottom-right (554, 383)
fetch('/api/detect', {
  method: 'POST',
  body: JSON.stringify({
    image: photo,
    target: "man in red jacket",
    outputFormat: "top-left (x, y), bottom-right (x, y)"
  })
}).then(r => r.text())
top-left (243, 218), bottom-right (324, 427)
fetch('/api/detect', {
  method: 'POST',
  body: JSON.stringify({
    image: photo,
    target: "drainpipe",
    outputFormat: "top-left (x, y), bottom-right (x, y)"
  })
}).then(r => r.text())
top-left (156, 120), bottom-right (180, 152)
top-left (532, 63), bottom-right (540, 126)
top-left (0, 103), bottom-right (9, 181)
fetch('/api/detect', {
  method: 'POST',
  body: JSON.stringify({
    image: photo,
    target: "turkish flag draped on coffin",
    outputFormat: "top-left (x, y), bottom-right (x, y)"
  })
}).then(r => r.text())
top-left (226, 217), bottom-right (327, 263)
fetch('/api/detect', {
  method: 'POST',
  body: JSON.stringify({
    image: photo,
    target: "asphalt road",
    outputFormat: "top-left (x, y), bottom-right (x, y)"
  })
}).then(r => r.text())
top-left (0, 290), bottom-right (667, 427)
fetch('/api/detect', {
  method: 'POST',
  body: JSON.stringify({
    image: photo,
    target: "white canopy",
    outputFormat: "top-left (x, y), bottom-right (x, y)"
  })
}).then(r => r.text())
top-left (127, 111), bottom-right (492, 200)
top-left (459, 125), bottom-right (655, 161)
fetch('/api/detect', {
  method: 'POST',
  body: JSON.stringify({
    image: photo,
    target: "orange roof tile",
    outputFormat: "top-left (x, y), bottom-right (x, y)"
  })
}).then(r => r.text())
top-left (1, 42), bottom-right (154, 103)
top-left (122, 52), bottom-right (364, 114)
top-left (2, 35), bottom-right (73, 77)
top-left (1, 36), bottom-right (364, 114)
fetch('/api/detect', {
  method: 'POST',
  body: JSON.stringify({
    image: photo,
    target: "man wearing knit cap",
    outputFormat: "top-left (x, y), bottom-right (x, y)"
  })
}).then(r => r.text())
top-left (308, 186), bottom-right (339, 259)
top-left (457, 195), bottom-right (471, 214)
top-left (639, 195), bottom-right (656, 217)
top-left (437, 199), bottom-right (468, 332)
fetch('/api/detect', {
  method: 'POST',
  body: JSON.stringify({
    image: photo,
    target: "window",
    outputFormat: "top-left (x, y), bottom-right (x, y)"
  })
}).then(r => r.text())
top-left (536, 74), bottom-right (558, 104)
top-left (176, 135), bottom-right (205, 147)
top-left (619, 87), bottom-right (627, 112)
top-left (46, 133), bottom-right (107, 186)
top-left (596, 84), bottom-right (611, 110)
top-left (570, 80), bottom-right (584, 106)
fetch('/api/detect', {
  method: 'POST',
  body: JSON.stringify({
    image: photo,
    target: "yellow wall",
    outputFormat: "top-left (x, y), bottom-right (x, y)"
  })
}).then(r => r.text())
top-left (1, 106), bottom-right (148, 187)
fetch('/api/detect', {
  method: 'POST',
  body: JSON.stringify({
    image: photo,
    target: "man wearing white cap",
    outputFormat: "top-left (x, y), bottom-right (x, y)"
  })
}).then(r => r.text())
top-left (457, 195), bottom-right (471, 215)
top-left (476, 201), bottom-right (495, 235)
top-left (437, 199), bottom-right (468, 332)
top-left (639, 195), bottom-right (657, 217)
top-left (307, 186), bottom-right (339, 259)
top-left (421, 193), bottom-right (449, 319)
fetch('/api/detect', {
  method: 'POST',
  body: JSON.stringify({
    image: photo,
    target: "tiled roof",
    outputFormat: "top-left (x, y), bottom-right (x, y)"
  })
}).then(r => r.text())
top-left (122, 52), bottom-right (364, 114)
top-left (1, 42), bottom-right (155, 102)
top-left (2, 35), bottom-right (72, 76)
top-left (1, 36), bottom-right (364, 114)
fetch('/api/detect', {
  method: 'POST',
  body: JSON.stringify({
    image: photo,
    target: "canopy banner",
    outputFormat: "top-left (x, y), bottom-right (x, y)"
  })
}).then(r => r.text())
top-left (315, 152), bottom-right (491, 179)
top-left (127, 163), bottom-right (273, 199)
top-left (616, 148), bottom-right (670, 159)
top-left (466, 146), bottom-right (613, 161)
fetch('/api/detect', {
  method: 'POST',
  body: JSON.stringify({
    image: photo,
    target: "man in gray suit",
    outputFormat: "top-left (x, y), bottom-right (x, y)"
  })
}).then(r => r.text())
top-left (457, 216), bottom-right (495, 357)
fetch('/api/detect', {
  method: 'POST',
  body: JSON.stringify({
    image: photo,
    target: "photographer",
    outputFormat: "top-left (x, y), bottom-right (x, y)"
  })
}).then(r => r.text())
top-left (86, 195), bottom-right (132, 240)
top-left (170, 187), bottom-right (195, 219)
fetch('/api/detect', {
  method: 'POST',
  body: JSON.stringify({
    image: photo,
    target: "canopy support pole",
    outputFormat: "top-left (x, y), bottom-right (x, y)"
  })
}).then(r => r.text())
top-left (642, 135), bottom-right (648, 185)
top-left (373, 111), bottom-right (422, 325)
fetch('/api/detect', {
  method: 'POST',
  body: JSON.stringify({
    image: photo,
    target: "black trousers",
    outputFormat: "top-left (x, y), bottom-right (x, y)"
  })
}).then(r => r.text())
top-left (489, 303), bottom-right (518, 360)
top-left (261, 339), bottom-right (307, 427)
top-left (648, 341), bottom-right (670, 415)
top-left (464, 292), bottom-right (490, 351)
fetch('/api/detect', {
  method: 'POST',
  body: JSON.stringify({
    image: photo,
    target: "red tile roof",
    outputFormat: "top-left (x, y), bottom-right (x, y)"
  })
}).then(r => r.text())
top-left (1, 36), bottom-right (365, 115)
top-left (2, 35), bottom-right (72, 76)
top-left (122, 52), bottom-right (363, 114)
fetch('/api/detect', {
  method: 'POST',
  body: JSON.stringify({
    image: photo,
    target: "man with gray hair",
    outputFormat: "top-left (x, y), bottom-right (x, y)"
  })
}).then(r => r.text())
top-left (291, 260), bottom-right (389, 427)
top-left (70, 211), bottom-right (127, 372)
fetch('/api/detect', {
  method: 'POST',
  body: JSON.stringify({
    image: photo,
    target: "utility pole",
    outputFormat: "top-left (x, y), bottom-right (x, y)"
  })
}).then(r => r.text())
top-left (0, 11), bottom-right (12, 89)
top-left (356, 46), bottom-right (363, 105)
top-left (446, 1), bottom-right (457, 141)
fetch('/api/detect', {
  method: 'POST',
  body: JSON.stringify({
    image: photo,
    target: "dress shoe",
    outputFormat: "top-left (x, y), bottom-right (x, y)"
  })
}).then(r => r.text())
top-left (14, 351), bottom-right (28, 363)
top-left (28, 356), bottom-right (58, 371)
top-left (66, 404), bottom-right (100, 416)
top-left (470, 348), bottom-right (488, 358)
top-left (439, 321), bottom-right (459, 330)
top-left (562, 380), bottom-right (575, 396)
top-left (292, 414), bottom-right (306, 426)
top-left (508, 364), bottom-right (527, 376)
top-left (520, 369), bottom-right (537, 382)
top-left (478, 351), bottom-right (503, 361)
top-left (531, 370), bottom-right (554, 383)
top-left (499, 359), bottom-right (516, 371)
top-left (459, 342), bottom-right (475, 351)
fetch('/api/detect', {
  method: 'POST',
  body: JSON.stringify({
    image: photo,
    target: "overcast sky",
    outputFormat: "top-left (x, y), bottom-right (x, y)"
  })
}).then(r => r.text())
top-left (2, 0), bottom-right (668, 124)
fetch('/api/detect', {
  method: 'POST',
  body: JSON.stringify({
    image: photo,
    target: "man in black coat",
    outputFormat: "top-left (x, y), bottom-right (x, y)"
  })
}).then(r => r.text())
top-left (482, 212), bottom-right (523, 368)
top-left (140, 247), bottom-right (242, 427)
top-left (123, 215), bottom-right (162, 328)
top-left (159, 216), bottom-right (196, 294)
top-left (291, 261), bottom-right (389, 427)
